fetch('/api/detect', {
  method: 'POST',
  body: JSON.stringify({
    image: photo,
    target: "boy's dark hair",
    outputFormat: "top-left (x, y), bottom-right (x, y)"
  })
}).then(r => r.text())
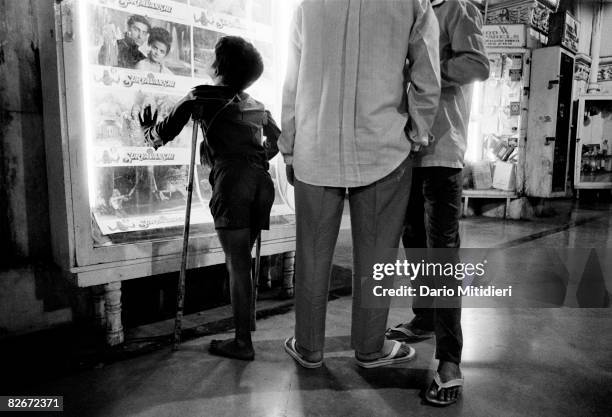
top-left (127, 15), bottom-right (151, 31)
top-left (212, 36), bottom-right (264, 92)
top-left (148, 27), bottom-right (172, 54)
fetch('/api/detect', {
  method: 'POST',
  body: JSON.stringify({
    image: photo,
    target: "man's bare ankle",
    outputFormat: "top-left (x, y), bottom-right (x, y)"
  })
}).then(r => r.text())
top-left (356, 339), bottom-right (397, 361)
top-left (438, 361), bottom-right (462, 381)
top-left (295, 342), bottom-right (323, 362)
top-left (355, 351), bottom-right (381, 361)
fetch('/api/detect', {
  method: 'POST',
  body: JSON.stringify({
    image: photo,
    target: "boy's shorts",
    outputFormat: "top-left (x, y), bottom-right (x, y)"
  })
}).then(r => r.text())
top-left (208, 160), bottom-right (275, 230)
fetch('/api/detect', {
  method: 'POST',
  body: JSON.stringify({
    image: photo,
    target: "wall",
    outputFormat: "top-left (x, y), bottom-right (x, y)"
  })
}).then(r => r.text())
top-left (573, 1), bottom-right (612, 58)
top-left (0, 0), bottom-right (48, 261)
top-left (601, 4), bottom-right (612, 57)
top-left (571, 0), bottom-right (612, 95)
top-left (0, 0), bottom-right (73, 336)
top-left (575, 0), bottom-right (594, 55)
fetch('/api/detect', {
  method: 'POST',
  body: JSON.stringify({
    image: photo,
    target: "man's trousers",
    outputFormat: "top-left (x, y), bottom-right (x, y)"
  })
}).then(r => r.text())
top-left (294, 157), bottom-right (413, 355)
top-left (402, 166), bottom-right (463, 365)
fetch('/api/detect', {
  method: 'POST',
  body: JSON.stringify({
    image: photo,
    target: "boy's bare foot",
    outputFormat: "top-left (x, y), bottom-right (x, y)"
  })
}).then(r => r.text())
top-left (209, 338), bottom-right (255, 361)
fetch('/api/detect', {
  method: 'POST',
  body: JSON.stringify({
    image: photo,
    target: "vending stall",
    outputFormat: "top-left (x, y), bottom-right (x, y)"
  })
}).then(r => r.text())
top-left (463, 0), bottom-right (574, 216)
top-left (36, 0), bottom-right (296, 344)
top-left (463, 23), bottom-right (536, 216)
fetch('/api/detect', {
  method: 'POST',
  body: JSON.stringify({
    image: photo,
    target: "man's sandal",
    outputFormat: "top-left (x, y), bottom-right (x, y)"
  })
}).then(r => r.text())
top-left (385, 323), bottom-right (434, 343)
top-left (284, 337), bottom-right (323, 369)
top-left (355, 340), bottom-right (416, 368)
top-left (424, 372), bottom-right (464, 406)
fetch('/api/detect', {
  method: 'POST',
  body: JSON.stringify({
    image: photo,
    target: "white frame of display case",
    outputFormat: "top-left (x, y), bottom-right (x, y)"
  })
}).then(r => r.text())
top-left (574, 94), bottom-right (612, 190)
top-left (37, 1), bottom-right (296, 287)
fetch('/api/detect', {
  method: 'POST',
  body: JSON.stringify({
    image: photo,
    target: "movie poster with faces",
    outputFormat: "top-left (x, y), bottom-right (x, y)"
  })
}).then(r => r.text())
top-left (80, 0), bottom-right (286, 236)
top-left (88, 3), bottom-right (192, 75)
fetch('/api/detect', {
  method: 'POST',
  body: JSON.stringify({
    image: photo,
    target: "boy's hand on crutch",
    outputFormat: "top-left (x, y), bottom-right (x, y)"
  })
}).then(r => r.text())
top-left (139, 105), bottom-right (162, 149)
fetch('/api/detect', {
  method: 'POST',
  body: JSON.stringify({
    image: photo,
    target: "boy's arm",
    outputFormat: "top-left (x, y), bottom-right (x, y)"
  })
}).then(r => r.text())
top-left (141, 91), bottom-right (194, 149)
top-left (263, 110), bottom-right (281, 161)
top-left (440, 1), bottom-right (489, 88)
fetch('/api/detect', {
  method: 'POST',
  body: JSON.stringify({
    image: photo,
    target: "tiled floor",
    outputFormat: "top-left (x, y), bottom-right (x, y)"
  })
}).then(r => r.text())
top-left (12, 203), bottom-right (612, 416)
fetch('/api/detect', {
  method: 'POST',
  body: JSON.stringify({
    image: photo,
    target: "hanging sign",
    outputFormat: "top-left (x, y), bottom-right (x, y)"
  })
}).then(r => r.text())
top-left (483, 25), bottom-right (527, 49)
top-left (561, 12), bottom-right (580, 53)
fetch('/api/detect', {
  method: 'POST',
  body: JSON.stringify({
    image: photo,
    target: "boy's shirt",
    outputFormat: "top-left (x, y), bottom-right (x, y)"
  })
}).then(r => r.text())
top-left (144, 85), bottom-right (280, 165)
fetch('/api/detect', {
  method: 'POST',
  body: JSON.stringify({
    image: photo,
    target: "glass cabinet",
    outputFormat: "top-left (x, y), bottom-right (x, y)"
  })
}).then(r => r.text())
top-left (37, 0), bottom-right (296, 287)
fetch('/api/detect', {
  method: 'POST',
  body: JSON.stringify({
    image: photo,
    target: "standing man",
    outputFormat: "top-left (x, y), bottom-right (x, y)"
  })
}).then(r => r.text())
top-left (99, 15), bottom-right (151, 69)
top-left (386, 0), bottom-right (490, 406)
top-left (280, 0), bottom-right (440, 369)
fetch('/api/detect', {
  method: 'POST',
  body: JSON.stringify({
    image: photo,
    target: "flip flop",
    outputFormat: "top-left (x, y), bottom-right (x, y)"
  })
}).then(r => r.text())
top-left (424, 372), bottom-right (464, 406)
top-left (385, 323), bottom-right (434, 343)
top-left (283, 337), bottom-right (323, 369)
top-left (355, 340), bottom-right (416, 368)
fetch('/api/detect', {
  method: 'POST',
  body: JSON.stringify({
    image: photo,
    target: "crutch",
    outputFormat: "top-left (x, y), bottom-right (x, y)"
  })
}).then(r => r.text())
top-left (173, 106), bottom-right (204, 351)
top-left (172, 102), bottom-right (265, 347)
top-left (251, 231), bottom-right (262, 331)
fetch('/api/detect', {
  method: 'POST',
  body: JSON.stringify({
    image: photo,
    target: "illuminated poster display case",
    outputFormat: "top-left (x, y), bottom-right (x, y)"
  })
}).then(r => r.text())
top-left (36, 0), bottom-right (296, 289)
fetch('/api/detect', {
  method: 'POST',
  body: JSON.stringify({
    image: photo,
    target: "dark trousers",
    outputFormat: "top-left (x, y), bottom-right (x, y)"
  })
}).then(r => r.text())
top-left (402, 167), bottom-right (463, 365)
top-left (294, 157), bottom-right (413, 354)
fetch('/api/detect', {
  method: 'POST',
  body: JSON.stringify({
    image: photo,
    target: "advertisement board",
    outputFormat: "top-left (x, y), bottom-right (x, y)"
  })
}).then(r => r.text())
top-left (483, 24), bottom-right (527, 49)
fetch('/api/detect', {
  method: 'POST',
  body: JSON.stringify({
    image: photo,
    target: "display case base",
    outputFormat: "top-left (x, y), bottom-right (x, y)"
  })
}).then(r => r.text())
top-left (83, 245), bottom-right (295, 346)
top-left (462, 190), bottom-right (519, 219)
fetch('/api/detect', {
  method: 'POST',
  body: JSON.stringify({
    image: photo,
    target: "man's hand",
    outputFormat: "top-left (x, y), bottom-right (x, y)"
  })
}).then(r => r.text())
top-left (286, 164), bottom-right (295, 187)
top-left (138, 105), bottom-right (158, 128)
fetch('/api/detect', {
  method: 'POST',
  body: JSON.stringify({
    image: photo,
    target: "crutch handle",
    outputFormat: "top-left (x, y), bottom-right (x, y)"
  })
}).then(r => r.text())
top-left (191, 102), bottom-right (206, 121)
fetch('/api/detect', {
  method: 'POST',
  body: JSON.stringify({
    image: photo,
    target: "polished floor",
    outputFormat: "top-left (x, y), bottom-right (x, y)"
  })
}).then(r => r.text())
top-left (19, 204), bottom-right (612, 416)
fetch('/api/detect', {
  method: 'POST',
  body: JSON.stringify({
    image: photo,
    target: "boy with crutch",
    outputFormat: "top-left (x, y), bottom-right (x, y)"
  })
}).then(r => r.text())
top-left (140, 36), bottom-right (280, 360)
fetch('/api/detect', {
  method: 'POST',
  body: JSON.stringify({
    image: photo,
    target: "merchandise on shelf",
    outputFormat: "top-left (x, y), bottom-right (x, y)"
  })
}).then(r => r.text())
top-left (576, 98), bottom-right (612, 186)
